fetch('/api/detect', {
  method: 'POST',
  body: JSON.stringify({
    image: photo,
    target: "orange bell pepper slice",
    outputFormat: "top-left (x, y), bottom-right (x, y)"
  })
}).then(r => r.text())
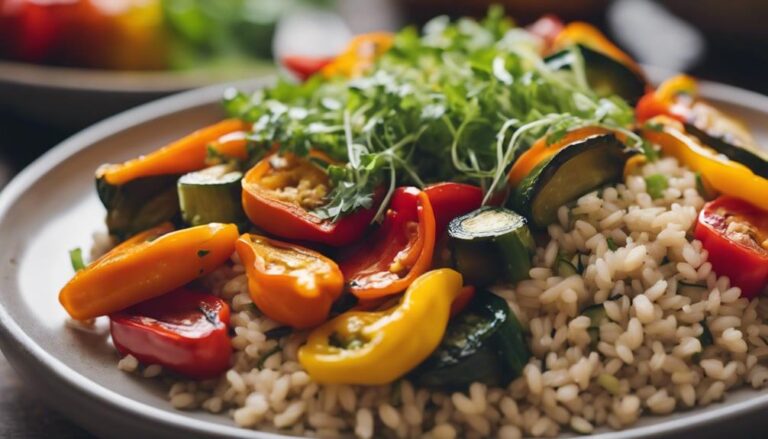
top-left (507, 126), bottom-right (614, 187)
top-left (322, 32), bottom-right (394, 79)
top-left (236, 234), bottom-right (344, 329)
top-left (241, 153), bottom-right (380, 246)
top-left (552, 22), bottom-right (643, 76)
top-left (59, 222), bottom-right (238, 320)
top-left (97, 119), bottom-right (249, 185)
top-left (340, 187), bottom-right (436, 299)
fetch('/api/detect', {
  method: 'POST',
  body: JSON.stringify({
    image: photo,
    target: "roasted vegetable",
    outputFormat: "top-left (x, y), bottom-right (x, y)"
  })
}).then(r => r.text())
top-left (96, 174), bottom-right (179, 239)
top-left (411, 290), bottom-right (530, 388)
top-left (298, 269), bottom-right (463, 385)
top-left (110, 289), bottom-right (232, 379)
top-left (642, 118), bottom-right (768, 211)
top-left (511, 133), bottom-right (640, 228)
top-left (242, 153), bottom-right (380, 247)
top-left (447, 207), bottom-right (534, 285)
top-left (59, 223), bottom-right (238, 320)
top-left (695, 196), bottom-right (768, 298)
top-left (178, 164), bottom-right (245, 227)
top-left (96, 119), bottom-right (249, 238)
top-left (424, 182), bottom-right (484, 236)
top-left (546, 44), bottom-right (646, 104)
top-left (236, 233), bottom-right (344, 329)
top-left (636, 75), bottom-right (768, 178)
top-left (582, 303), bottom-right (608, 348)
top-left (340, 187), bottom-right (436, 300)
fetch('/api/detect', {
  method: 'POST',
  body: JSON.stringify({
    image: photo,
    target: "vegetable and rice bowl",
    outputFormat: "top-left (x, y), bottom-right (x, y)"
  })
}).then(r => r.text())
top-left (59, 8), bottom-right (768, 439)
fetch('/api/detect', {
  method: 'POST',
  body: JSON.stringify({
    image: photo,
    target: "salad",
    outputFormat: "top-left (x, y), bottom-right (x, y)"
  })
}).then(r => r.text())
top-left (59, 9), bottom-right (768, 438)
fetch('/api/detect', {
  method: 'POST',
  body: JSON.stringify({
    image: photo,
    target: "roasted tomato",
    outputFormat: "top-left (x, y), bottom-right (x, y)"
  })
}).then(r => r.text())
top-left (695, 196), bottom-right (768, 298)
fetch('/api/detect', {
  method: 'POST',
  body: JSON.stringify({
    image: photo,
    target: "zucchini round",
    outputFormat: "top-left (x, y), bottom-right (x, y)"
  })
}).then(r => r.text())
top-left (178, 164), bottom-right (245, 226)
top-left (546, 44), bottom-right (647, 104)
top-left (448, 207), bottom-right (535, 286)
top-left (511, 133), bottom-right (640, 228)
top-left (411, 291), bottom-right (530, 389)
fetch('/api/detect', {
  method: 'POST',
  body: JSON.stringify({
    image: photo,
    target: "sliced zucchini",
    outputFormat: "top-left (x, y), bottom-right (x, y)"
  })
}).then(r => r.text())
top-left (411, 291), bottom-right (530, 389)
top-left (581, 303), bottom-right (607, 348)
top-left (178, 164), bottom-right (245, 226)
top-left (546, 44), bottom-right (647, 104)
top-left (511, 133), bottom-right (640, 228)
top-left (96, 175), bottom-right (179, 240)
top-left (448, 207), bottom-right (535, 286)
top-left (683, 103), bottom-right (768, 178)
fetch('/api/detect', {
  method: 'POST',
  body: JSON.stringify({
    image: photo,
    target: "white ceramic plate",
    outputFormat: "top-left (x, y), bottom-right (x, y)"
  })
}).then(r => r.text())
top-left (0, 77), bottom-right (767, 439)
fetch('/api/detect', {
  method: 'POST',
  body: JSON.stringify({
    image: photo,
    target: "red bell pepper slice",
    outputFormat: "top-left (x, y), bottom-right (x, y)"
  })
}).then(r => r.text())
top-left (694, 196), bottom-right (768, 298)
top-left (341, 187), bottom-right (436, 299)
top-left (110, 289), bottom-right (232, 379)
top-left (424, 182), bottom-right (483, 234)
top-left (242, 154), bottom-right (382, 247)
top-left (449, 285), bottom-right (476, 318)
top-left (281, 55), bottom-right (335, 81)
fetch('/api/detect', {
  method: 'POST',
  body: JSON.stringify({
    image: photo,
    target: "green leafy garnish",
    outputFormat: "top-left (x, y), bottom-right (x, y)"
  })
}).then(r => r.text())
top-left (606, 237), bottom-right (618, 251)
top-left (197, 249), bottom-right (210, 257)
top-left (640, 140), bottom-right (659, 162)
top-left (257, 345), bottom-right (282, 368)
top-left (223, 10), bottom-right (638, 222)
top-left (644, 173), bottom-right (669, 199)
top-left (69, 248), bottom-right (86, 272)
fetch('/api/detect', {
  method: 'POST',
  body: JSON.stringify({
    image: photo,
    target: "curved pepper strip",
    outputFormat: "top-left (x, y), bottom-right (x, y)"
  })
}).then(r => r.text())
top-left (321, 32), bottom-right (394, 79)
top-left (97, 119), bottom-right (248, 185)
top-left (635, 75), bottom-right (699, 124)
top-left (641, 118), bottom-right (768, 211)
top-left (341, 187), bottom-right (436, 300)
top-left (552, 22), bottom-right (643, 76)
top-left (242, 153), bottom-right (380, 247)
top-left (236, 233), bottom-right (344, 329)
top-left (59, 222), bottom-right (238, 320)
top-left (110, 288), bottom-right (232, 379)
top-left (507, 126), bottom-right (618, 187)
top-left (298, 268), bottom-right (464, 385)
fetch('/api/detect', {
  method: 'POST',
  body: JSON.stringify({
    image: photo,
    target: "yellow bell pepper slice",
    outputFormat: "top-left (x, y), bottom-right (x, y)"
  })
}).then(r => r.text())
top-left (642, 117), bottom-right (768, 211)
top-left (298, 268), bottom-right (463, 385)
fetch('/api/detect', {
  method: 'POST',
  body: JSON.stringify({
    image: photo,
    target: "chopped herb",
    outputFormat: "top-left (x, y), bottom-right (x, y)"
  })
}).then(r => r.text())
top-left (390, 380), bottom-right (402, 406)
top-left (576, 254), bottom-right (585, 274)
top-left (644, 122), bottom-right (664, 133)
top-left (264, 326), bottom-right (293, 340)
top-left (699, 321), bottom-right (713, 347)
top-left (678, 281), bottom-right (707, 289)
top-left (606, 237), bottom-right (618, 251)
top-left (197, 249), bottom-right (210, 257)
top-left (257, 345), bottom-right (282, 368)
top-left (644, 173), bottom-right (669, 199)
top-left (640, 140), bottom-right (660, 162)
top-left (223, 10), bottom-right (637, 221)
top-left (556, 254), bottom-right (578, 277)
top-left (695, 172), bottom-right (716, 200)
top-left (69, 248), bottom-right (86, 272)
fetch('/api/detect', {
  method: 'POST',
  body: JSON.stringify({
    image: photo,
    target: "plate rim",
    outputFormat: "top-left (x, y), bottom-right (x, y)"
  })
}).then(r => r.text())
top-left (1, 75), bottom-right (767, 439)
